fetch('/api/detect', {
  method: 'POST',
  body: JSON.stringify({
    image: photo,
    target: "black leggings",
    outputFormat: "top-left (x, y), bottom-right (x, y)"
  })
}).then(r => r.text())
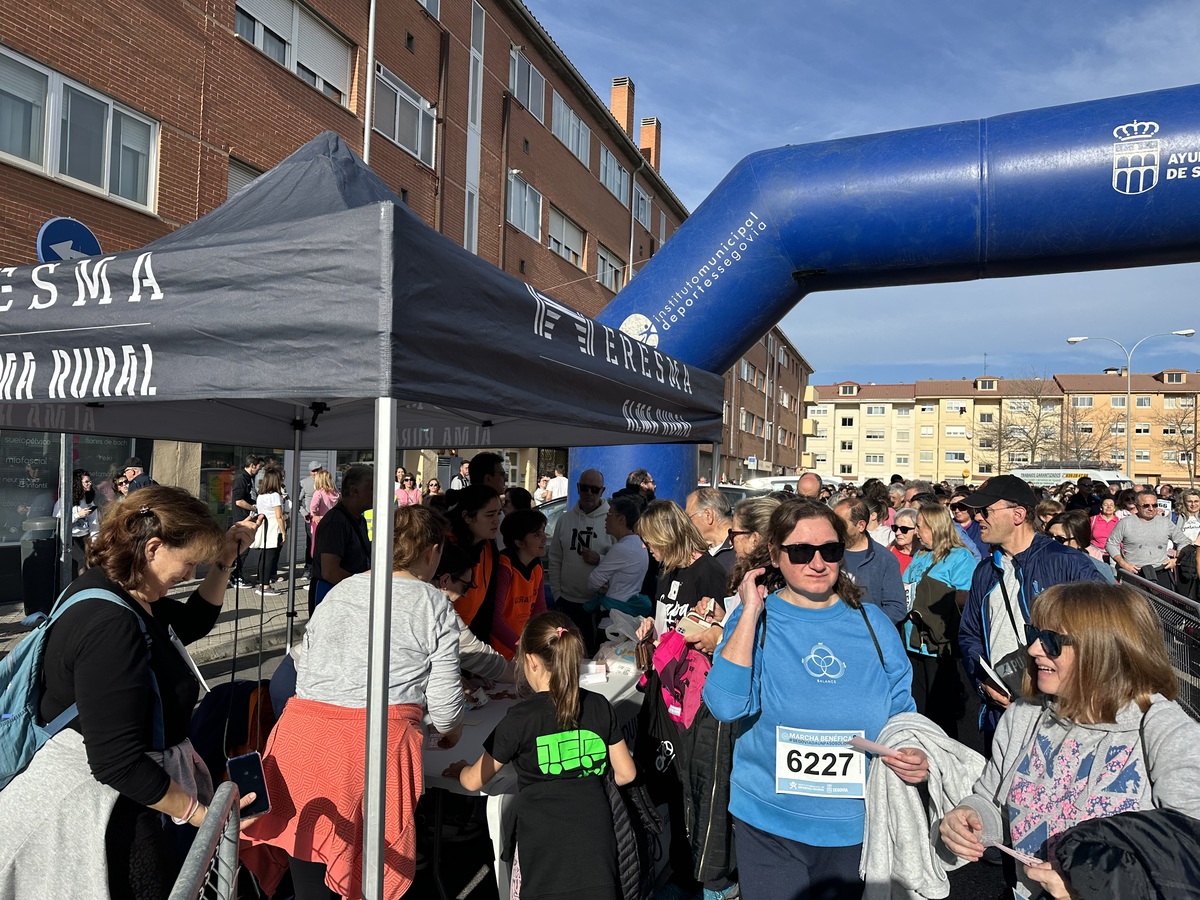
top-left (289, 856), bottom-right (337, 900)
top-left (105, 798), bottom-right (176, 900)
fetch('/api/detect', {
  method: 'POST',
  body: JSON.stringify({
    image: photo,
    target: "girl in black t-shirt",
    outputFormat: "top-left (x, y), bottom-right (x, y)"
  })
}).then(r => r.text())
top-left (445, 612), bottom-right (636, 900)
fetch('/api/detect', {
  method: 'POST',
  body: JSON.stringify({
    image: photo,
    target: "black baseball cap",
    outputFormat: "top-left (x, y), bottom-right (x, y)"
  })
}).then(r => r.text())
top-left (959, 474), bottom-right (1036, 509)
top-left (123, 457), bottom-right (143, 470)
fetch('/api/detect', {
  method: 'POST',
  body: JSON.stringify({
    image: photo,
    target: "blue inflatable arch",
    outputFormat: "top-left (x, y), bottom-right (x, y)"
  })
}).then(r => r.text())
top-left (573, 83), bottom-right (1200, 499)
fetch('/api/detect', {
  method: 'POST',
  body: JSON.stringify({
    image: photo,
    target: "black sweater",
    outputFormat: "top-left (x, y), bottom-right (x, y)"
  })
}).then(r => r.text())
top-left (39, 569), bottom-right (219, 806)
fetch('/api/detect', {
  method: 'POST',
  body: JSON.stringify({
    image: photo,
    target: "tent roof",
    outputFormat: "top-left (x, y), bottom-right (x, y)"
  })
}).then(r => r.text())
top-left (0, 133), bottom-right (722, 449)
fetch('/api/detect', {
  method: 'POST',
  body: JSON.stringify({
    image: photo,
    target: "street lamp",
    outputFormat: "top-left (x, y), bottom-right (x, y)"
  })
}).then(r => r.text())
top-left (1067, 330), bottom-right (1196, 477)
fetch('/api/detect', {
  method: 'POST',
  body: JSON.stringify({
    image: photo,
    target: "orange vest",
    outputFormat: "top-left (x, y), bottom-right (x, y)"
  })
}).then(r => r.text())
top-left (456, 540), bottom-right (497, 628)
top-left (491, 554), bottom-right (544, 659)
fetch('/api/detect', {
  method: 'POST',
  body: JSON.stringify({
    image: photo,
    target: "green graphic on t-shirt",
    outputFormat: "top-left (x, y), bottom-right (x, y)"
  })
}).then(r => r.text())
top-left (536, 729), bottom-right (607, 776)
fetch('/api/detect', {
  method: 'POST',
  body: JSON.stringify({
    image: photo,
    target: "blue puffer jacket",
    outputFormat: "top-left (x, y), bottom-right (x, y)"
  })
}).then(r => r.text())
top-left (958, 533), bottom-right (1106, 733)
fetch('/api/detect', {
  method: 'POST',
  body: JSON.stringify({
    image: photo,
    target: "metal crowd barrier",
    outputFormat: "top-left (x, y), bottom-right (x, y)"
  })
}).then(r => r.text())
top-left (169, 781), bottom-right (242, 900)
top-left (1118, 571), bottom-right (1200, 721)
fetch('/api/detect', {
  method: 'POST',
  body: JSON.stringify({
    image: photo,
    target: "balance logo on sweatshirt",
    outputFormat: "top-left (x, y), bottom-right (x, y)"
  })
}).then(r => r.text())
top-left (802, 642), bottom-right (846, 682)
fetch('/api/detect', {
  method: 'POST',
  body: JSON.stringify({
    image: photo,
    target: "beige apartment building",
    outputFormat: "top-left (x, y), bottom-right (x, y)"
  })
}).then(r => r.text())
top-left (803, 368), bottom-right (1200, 486)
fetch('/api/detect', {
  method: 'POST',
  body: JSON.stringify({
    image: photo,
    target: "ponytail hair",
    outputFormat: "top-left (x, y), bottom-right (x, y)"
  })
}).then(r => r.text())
top-left (517, 611), bottom-right (584, 730)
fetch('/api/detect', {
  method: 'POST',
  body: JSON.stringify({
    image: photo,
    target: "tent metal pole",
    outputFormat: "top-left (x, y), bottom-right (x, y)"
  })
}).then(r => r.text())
top-left (711, 439), bottom-right (721, 486)
top-left (58, 432), bottom-right (71, 592)
top-left (285, 410), bottom-right (303, 653)
top-left (361, 397), bottom-right (397, 900)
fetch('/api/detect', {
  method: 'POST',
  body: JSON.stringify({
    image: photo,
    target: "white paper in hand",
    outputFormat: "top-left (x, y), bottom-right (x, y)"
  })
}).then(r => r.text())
top-left (977, 655), bottom-right (1013, 698)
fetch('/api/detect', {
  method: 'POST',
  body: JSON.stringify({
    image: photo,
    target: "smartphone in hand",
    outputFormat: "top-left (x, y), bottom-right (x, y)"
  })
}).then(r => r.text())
top-left (226, 751), bottom-right (271, 817)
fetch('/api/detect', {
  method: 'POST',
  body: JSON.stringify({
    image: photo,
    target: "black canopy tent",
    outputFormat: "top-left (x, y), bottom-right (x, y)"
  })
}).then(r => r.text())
top-left (0, 132), bottom-right (724, 896)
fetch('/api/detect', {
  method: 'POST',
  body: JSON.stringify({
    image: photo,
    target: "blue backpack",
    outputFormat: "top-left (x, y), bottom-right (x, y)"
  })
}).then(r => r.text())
top-left (0, 587), bottom-right (161, 791)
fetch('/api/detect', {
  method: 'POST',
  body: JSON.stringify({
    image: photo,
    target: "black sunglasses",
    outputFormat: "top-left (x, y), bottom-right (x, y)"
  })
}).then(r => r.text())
top-left (950, 503), bottom-right (969, 513)
top-left (727, 528), bottom-right (751, 541)
top-left (1050, 534), bottom-right (1070, 544)
top-left (1025, 624), bottom-right (1074, 658)
top-left (978, 503), bottom-right (1020, 520)
top-left (780, 541), bottom-right (846, 565)
top-left (577, 484), bottom-right (603, 495)
top-left (894, 525), bottom-right (915, 534)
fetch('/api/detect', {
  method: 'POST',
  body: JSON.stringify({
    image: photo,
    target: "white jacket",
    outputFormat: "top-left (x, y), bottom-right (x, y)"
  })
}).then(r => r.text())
top-left (547, 500), bottom-right (612, 604)
top-left (860, 713), bottom-right (985, 900)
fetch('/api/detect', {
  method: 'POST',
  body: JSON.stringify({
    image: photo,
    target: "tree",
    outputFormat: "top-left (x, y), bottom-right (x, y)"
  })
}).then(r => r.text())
top-left (974, 375), bottom-right (1062, 473)
top-left (1060, 400), bottom-right (1122, 464)
top-left (1154, 398), bottom-right (1199, 486)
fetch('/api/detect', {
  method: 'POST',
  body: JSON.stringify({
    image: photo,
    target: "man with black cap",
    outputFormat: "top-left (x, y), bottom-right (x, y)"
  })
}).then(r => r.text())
top-left (122, 457), bottom-right (156, 494)
top-left (957, 474), bottom-right (1105, 753)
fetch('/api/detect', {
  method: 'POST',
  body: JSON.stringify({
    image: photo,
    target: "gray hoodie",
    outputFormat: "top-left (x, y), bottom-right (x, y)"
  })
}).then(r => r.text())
top-left (956, 695), bottom-right (1200, 899)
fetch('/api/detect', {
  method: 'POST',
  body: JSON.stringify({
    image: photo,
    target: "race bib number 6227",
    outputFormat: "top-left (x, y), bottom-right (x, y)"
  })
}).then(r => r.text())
top-left (775, 726), bottom-right (866, 799)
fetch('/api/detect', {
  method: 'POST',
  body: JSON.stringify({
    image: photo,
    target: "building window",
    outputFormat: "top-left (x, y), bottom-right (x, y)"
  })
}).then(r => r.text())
top-left (547, 206), bottom-right (584, 267)
top-left (1163, 425), bottom-right (1178, 436)
top-left (839, 463), bottom-right (854, 475)
top-left (1135, 449), bottom-right (1150, 461)
top-left (945, 426), bottom-right (966, 438)
top-left (945, 401), bottom-right (967, 413)
top-left (1110, 422), bottom-right (1125, 435)
top-left (633, 183), bottom-right (651, 229)
top-left (920, 426), bottom-right (934, 437)
top-left (506, 173), bottom-right (541, 240)
top-left (810, 405), bottom-right (828, 416)
top-left (896, 430), bottom-right (910, 442)
top-left (1136, 396), bottom-right (1152, 408)
top-left (1134, 422), bottom-right (1150, 434)
top-left (866, 405), bottom-right (886, 416)
top-left (464, 188), bottom-right (478, 253)
top-left (599, 146), bottom-right (629, 205)
top-left (977, 379), bottom-right (996, 390)
top-left (1110, 449), bottom-right (1125, 462)
top-left (895, 406), bottom-right (911, 417)
top-left (0, 48), bottom-right (158, 208)
top-left (1165, 395), bottom-right (1196, 409)
top-left (551, 91), bottom-right (590, 165)
top-left (1164, 450), bottom-right (1178, 462)
top-left (1009, 400), bottom-right (1031, 413)
top-left (813, 428), bottom-right (828, 439)
top-left (1008, 452), bottom-right (1030, 465)
top-left (975, 411), bottom-right (994, 424)
top-left (374, 64), bottom-right (435, 167)
top-left (418, 0), bottom-right (439, 17)
top-left (1071, 396), bottom-right (1093, 408)
top-left (840, 416), bottom-right (854, 428)
top-left (509, 49), bottom-right (545, 121)
top-left (840, 385), bottom-right (858, 396)
top-left (227, 158), bottom-right (261, 198)
top-left (1075, 422), bottom-right (1094, 434)
top-left (920, 403), bottom-right (935, 413)
top-left (978, 438), bottom-right (995, 449)
top-left (919, 451), bottom-right (934, 463)
top-left (840, 440), bottom-right (854, 451)
top-left (895, 455), bottom-right (909, 465)
top-left (865, 429), bottom-right (885, 440)
top-left (1112, 396), bottom-right (1126, 408)
top-left (740, 360), bottom-right (754, 381)
top-left (813, 453), bottom-right (828, 466)
top-left (864, 454), bottom-right (884, 465)
top-left (235, 1), bottom-right (350, 104)
top-left (945, 451), bottom-right (966, 462)
top-left (1167, 372), bottom-right (1184, 384)
top-left (978, 463), bottom-right (993, 474)
top-left (597, 244), bottom-right (624, 292)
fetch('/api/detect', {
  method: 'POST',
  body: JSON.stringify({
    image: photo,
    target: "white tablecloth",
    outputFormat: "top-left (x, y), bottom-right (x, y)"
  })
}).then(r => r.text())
top-left (422, 669), bottom-right (642, 893)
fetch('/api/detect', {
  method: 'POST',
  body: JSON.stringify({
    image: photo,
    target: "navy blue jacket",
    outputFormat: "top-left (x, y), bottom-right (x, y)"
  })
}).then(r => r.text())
top-left (958, 532), bottom-right (1106, 731)
top-left (843, 537), bottom-right (907, 624)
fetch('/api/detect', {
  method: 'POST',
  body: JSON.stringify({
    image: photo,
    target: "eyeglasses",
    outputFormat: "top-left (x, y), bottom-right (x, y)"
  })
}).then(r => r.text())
top-left (727, 528), bottom-right (751, 541)
top-left (894, 525), bottom-right (915, 535)
top-left (978, 503), bottom-right (1020, 520)
top-left (1025, 624), bottom-right (1074, 658)
top-left (1138, 503), bottom-right (1158, 509)
top-left (780, 541), bottom-right (846, 565)
top-left (577, 484), bottom-right (603, 495)
top-left (950, 503), bottom-right (969, 513)
top-left (115, 479), bottom-right (128, 487)
top-left (453, 573), bottom-right (476, 591)
top-left (1050, 534), bottom-right (1070, 544)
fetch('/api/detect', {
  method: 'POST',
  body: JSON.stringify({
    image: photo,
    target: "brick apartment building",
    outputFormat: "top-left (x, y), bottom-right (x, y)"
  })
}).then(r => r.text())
top-left (0, 0), bottom-right (693, 502)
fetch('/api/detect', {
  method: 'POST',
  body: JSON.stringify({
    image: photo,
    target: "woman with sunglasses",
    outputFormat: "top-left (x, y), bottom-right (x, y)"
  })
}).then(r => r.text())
top-left (902, 503), bottom-right (975, 738)
top-left (889, 507), bottom-right (919, 574)
top-left (424, 478), bottom-right (442, 500)
top-left (939, 582), bottom-right (1200, 900)
top-left (1046, 510), bottom-right (1116, 584)
top-left (703, 500), bottom-right (927, 900)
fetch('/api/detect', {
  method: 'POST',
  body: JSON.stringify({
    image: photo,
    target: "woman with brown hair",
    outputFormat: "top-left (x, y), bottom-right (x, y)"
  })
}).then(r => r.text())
top-left (635, 499), bottom-right (728, 638)
top-left (940, 582), bottom-right (1200, 899)
top-left (703, 499), bottom-right (926, 899)
top-left (243, 504), bottom-right (464, 900)
top-left (446, 612), bottom-right (636, 900)
top-left (0, 486), bottom-right (258, 900)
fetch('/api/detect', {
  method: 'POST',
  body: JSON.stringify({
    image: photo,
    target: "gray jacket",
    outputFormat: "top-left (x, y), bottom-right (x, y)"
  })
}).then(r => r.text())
top-left (1106, 514), bottom-right (1194, 568)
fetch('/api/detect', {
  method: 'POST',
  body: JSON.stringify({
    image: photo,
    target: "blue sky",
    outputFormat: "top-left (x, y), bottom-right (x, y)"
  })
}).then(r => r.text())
top-left (523, 0), bottom-right (1200, 384)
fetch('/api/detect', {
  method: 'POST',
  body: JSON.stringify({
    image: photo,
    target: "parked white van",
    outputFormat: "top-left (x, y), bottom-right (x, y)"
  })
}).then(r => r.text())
top-left (1007, 465), bottom-right (1133, 491)
top-left (744, 474), bottom-right (843, 491)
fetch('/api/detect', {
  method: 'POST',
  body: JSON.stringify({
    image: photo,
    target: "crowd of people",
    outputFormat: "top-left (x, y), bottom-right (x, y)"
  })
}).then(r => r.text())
top-left (5, 452), bottom-right (1200, 900)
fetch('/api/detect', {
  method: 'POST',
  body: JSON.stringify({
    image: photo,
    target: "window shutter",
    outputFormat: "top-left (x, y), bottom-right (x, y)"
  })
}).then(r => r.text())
top-left (296, 8), bottom-right (350, 93)
top-left (237, 0), bottom-right (293, 40)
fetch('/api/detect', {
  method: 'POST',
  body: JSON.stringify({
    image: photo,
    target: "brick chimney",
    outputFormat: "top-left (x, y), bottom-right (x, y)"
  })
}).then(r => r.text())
top-left (610, 77), bottom-right (635, 137)
top-left (639, 116), bottom-right (661, 170)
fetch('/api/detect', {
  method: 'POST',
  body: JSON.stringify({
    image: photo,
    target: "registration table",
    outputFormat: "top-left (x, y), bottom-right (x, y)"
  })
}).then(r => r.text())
top-left (422, 669), bottom-right (642, 897)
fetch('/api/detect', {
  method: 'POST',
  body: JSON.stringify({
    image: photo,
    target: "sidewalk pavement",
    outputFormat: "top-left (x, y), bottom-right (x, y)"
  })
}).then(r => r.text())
top-left (0, 567), bottom-right (310, 670)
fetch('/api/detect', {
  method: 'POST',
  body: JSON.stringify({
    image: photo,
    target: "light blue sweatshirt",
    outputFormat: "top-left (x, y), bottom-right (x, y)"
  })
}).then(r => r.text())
top-left (703, 594), bottom-right (915, 848)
